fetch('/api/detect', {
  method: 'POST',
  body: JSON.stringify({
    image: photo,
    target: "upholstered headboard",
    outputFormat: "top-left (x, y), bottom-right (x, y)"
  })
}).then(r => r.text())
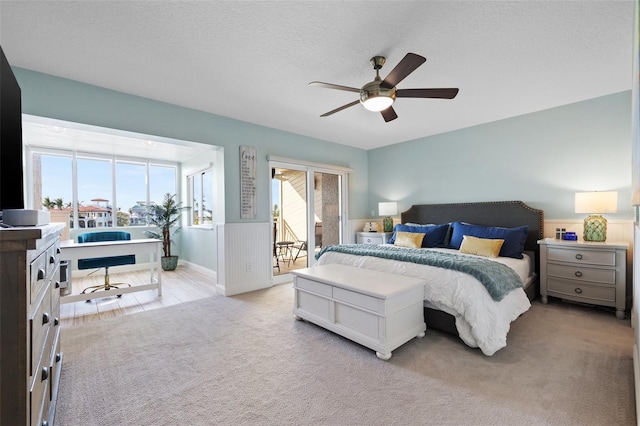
top-left (401, 201), bottom-right (544, 270)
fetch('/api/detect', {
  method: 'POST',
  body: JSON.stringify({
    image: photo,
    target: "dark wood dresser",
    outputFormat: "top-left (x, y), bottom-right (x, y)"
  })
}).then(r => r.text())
top-left (1, 223), bottom-right (65, 425)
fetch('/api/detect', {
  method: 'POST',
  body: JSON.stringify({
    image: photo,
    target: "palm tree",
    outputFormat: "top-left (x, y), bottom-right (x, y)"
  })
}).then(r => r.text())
top-left (145, 193), bottom-right (186, 258)
top-left (43, 196), bottom-right (55, 210)
top-left (54, 198), bottom-right (64, 209)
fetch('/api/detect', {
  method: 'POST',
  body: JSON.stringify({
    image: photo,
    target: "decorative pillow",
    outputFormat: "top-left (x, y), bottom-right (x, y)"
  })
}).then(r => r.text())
top-left (459, 235), bottom-right (504, 258)
top-left (394, 231), bottom-right (425, 248)
top-left (448, 222), bottom-right (529, 259)
top-left (387, 223), bottom-right (450, 248)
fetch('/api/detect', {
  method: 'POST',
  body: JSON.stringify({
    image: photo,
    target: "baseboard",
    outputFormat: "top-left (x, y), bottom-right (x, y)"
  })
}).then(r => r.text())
top-left (218, 279), bottom-right (272, 297)
top-left (634, 344), bottom-right (640, 425)
top-left (179, 259), bottom-right (217, 282)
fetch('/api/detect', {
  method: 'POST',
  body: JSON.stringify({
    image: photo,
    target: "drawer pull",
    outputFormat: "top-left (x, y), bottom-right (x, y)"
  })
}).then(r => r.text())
top-left (37, 268), bottom-right (45, 280)
top-left (54, 317), bottom-right (59, 326)
top-left (55, 281), bottom-right (60, 289)
top-left (49, 255), bottom-right (55, 264)
top-left (56, 353), bottom-right (62, 363)
top-left (42, 312), bottom-right (50, 325)
top-left (575, 288), bottom-right (583, 294)
top-left (575, 254), bottom-right (583, 260)
top-left (41, 366), bottom-right (49, 381)
top-left (574, 271), bottom-right (583, 278)
top-left (43, 421), bottom-right (49, 426)
top-left (56, 247), bottom-right (61, 254)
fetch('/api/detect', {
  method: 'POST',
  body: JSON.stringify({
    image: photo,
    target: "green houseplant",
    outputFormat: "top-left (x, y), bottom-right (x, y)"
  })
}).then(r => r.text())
top-left (145, 193), bottom-right (186, 271)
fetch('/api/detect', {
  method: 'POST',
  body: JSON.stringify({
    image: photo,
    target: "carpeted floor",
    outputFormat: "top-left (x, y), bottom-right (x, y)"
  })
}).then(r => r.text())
top-left (56, 284), bottom-right (635, 425)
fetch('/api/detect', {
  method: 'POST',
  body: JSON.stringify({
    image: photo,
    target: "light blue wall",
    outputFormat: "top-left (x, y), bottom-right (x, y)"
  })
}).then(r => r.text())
top-left (13, 68), bottom-right (369, 272)
top-left (368, 91), bottom-right (632, 220)
top-left (13, 67), bottom-right (370, 223)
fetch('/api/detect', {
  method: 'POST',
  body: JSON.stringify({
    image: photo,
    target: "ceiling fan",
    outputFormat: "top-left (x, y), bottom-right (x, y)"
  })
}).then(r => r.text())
top-left (309, 53), bottom-right (459, 122)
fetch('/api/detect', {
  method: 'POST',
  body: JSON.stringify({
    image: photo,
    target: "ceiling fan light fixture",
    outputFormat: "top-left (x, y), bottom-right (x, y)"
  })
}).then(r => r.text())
top-left (360, 81), bottom-right (396, 112)
top-left (361, 95), bottom-right (394, 112)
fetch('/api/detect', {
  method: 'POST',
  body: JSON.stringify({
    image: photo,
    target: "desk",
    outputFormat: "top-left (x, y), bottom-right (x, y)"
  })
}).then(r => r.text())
top-left (59, 238), bottom-right (162, 303)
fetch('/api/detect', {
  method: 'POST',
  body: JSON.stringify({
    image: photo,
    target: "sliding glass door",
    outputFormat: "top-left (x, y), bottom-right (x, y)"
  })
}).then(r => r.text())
top-left (270, 157), bottom-right (349, 279)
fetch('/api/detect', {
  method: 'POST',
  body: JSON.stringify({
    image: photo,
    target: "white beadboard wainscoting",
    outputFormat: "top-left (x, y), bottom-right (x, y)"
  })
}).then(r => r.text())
top-left (216, 222), bottom-right (273, 296)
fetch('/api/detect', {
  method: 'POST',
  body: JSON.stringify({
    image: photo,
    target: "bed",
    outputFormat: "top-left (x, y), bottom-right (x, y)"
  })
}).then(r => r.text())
top-left (315, 200), bottom-right (544, 356)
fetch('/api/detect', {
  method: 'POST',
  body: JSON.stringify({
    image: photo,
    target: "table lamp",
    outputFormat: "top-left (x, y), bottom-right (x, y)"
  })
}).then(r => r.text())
top-left (378, 202), bottom-right (397, 233)
top-left (574, 191), bottom-right (617, 242)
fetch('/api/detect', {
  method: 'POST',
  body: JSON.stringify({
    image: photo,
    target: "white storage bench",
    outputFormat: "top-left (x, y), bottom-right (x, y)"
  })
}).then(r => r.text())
top-left (291, 264), bottom-right (426, 360)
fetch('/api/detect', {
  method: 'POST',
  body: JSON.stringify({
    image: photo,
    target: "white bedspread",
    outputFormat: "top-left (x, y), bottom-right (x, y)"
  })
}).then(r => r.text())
top-left (316, 248), bottom-right (531, 356)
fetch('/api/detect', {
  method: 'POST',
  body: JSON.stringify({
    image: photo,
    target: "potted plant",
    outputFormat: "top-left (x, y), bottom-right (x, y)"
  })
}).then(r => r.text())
top-left (145, 193), bottom-right (187, 271)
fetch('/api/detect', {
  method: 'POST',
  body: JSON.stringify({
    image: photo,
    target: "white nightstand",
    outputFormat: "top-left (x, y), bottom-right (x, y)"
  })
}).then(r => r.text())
top-left (537, 238), bottom-right (628, 319)
top-left (356, 231), bottom-right (393, 245)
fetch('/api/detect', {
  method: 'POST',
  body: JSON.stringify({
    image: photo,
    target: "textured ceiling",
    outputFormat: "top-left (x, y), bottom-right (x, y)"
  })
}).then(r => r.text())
top-left (0, 1), bottom-right (634, 150)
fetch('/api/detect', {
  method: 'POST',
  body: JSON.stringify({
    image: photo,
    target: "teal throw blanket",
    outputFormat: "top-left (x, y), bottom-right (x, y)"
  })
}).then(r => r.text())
top-left (316, 244), bottom-right (523, 301)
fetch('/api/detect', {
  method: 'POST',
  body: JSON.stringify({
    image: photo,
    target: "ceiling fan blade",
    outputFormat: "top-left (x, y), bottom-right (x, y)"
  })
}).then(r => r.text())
top-left (380, 106), bottom-right (398, 122)
top-left (396, 88), bottom-right (459, 99)
top-left (320, 99), bottom-right (361, 117)
top-left (309, 81), bottom-right (360, 93)
top-left (380, 53), bottom-right (426, 89)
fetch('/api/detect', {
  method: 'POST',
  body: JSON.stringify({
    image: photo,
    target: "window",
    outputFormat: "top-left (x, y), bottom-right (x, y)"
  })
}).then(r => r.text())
top-left (31, 149), bottom-right (177, 228)
top-left (116, 161), bottom-right (146, 226)
top-left (32, 153), bottom-right (73, 210)
top-left (189, 168), bottom-right (213, 226)
top-left (77, 156), bottom-right (112, 228)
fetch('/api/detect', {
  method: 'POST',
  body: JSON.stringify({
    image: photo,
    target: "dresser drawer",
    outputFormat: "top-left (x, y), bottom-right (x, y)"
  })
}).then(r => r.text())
top-left (547, 263), bottom-right (615, 285)
top-left (333, 286), bottom-right (381, 313)
top-left (547, 247), bottom-right (616, 266)
top-left (49, 329), bottom-right (62, 402)
top-left (357, 235), bottom-right (383, 245)
top-left (30, 252), bottom-right (47, 304)
top-left (30, 356), bottom-right (50, 426)
top-left (30, 285), bottom-right (51, 377)
top-left (46, 242), bottom-right (59, 278)
top-left (548, 278), bottom-right (615, 304)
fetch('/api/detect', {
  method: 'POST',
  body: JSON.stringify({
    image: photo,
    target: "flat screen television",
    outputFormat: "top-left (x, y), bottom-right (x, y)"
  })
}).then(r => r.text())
top-left (0, 44), bottom-right (25, 218)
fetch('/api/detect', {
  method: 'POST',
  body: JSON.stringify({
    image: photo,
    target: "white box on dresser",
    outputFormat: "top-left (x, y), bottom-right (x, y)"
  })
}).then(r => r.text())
top-left (537, 238), bottom-right (628, 319)
top-left (291, 264), bottom-right (426, 360)
top-left (0, 223), bottom-right (65, 426)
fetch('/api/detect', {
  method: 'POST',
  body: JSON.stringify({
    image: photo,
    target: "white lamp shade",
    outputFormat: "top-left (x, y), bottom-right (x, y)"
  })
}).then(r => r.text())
top-left (575, 191), bottom-right (618, 214)
top-left (378, 202), bottom-right (398, 216)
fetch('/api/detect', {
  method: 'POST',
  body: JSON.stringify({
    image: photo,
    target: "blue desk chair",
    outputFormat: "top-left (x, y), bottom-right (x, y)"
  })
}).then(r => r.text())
top-left (77, 231), bottom-right (135, 297)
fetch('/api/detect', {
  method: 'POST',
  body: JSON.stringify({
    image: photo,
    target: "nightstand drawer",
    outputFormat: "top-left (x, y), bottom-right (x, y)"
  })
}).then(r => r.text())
top-left (548, 278), bottom-right (615, 304)
top-left (547, 247), bottom-right (616, 266)
top-left (547, 263), bottom-right (615, 285)
top-left (357, 235), bottom-right (383, 245)
top-left (355, 232), bottom-right (392, 245)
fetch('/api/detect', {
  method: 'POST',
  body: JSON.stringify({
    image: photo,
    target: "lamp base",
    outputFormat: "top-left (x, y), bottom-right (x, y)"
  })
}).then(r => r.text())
top-left (383, 216), bottom-right (394, 232)
top-left (583, 215), bottom-right (607, 242)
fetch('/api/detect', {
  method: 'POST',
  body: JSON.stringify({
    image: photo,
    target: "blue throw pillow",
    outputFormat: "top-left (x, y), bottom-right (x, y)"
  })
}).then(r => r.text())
top-left (448, 222), bottom-right (529, 259)
top-left (387, 223), bottom-right (450, 248)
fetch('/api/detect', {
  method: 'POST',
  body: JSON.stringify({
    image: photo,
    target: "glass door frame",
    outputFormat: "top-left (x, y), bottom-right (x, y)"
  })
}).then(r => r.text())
top-left (268, 155), bottom-right (351, 279)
